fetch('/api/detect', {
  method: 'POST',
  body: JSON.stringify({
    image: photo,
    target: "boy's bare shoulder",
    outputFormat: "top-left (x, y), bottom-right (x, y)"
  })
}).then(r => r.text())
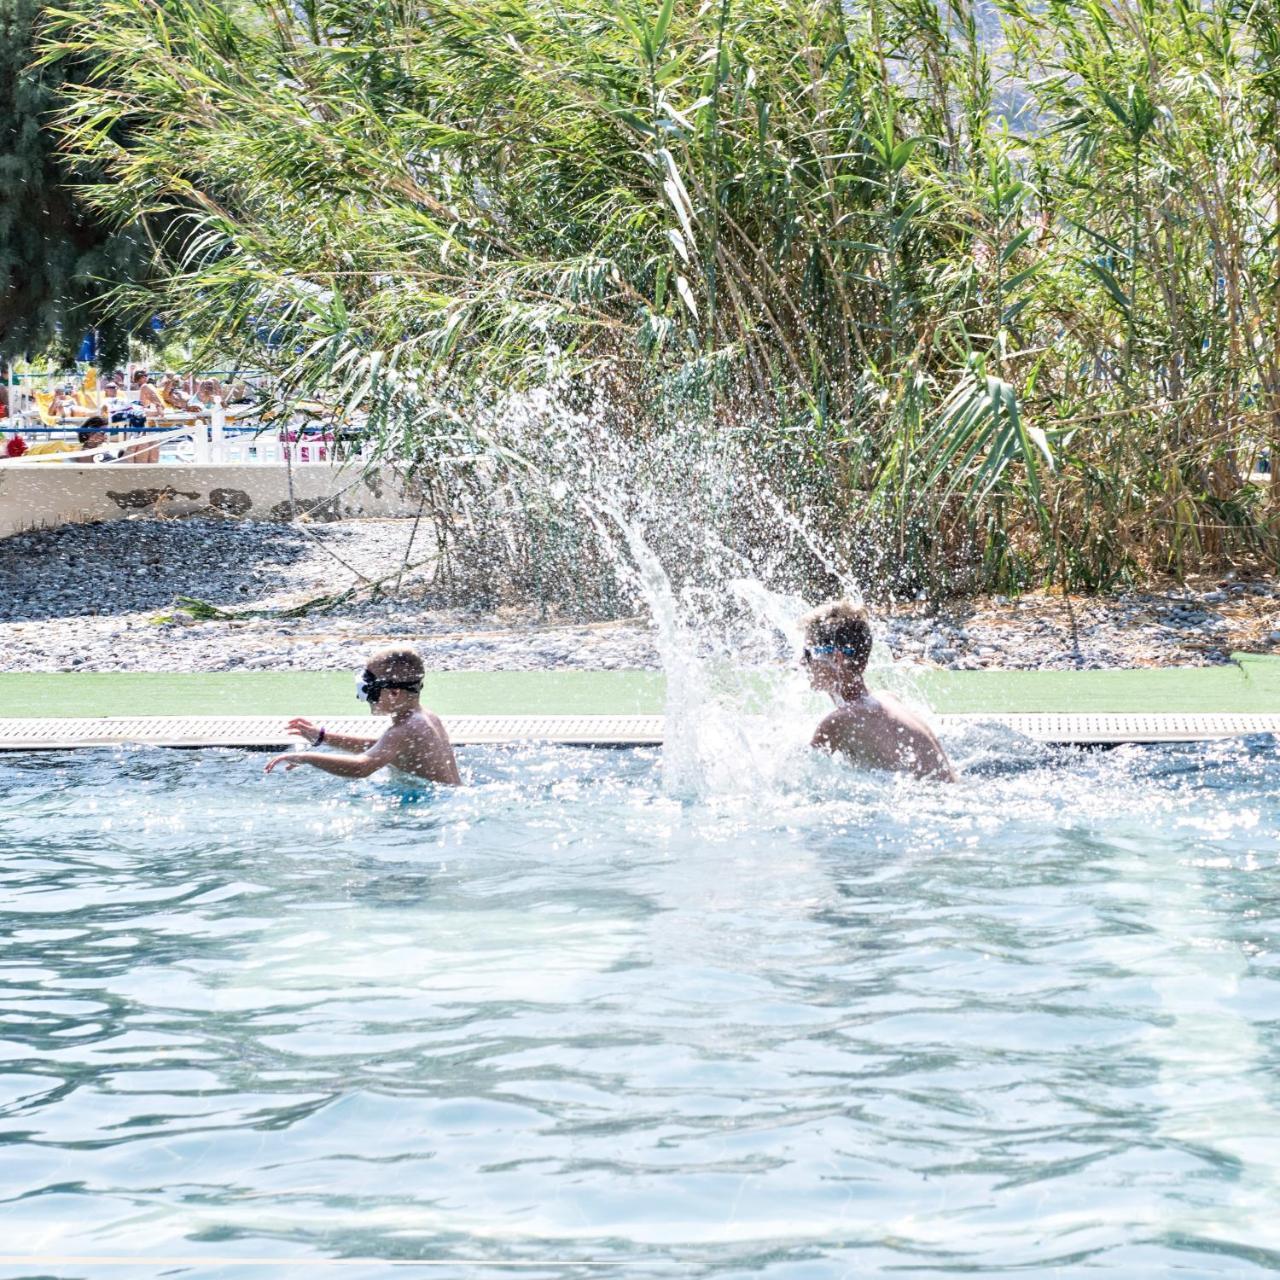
top-left (371, 707), bottom-right (461, 784)
top-left (376, 710), bottom-right (446, 744)
top-left (412, 709), bottom-right (450, 738)
top-left (867, 690), bottom-right (933, 727)
top-left (812, 704), bottom-right (861, 749)
top-left (821, 695), bottom-right (892, 726)
top-left (879, 695), bottom-right (915, 720)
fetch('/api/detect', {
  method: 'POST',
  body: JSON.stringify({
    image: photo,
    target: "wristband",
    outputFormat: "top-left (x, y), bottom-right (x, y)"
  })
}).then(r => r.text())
top-left (315, 726), bottom-right (326, 746)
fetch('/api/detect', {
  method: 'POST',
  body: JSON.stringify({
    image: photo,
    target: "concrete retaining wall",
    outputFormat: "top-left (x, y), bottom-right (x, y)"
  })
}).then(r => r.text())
top-left (0, 461), bottom-right (421, 540)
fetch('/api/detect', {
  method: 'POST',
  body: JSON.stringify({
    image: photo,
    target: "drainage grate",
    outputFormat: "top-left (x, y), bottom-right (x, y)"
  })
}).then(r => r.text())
top-left (0, 711), bottom-right (1277, 750)
top-left (937, 711), bottom-right (1280, 744)
top-left (0, 714), bottom-right (665, 750)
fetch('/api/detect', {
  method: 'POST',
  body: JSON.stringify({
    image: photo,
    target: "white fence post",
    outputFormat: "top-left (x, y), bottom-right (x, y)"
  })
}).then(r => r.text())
top-left (192, 411), bottom-right (210, 464)
top-left (210, 400), bottom-right (226, 464)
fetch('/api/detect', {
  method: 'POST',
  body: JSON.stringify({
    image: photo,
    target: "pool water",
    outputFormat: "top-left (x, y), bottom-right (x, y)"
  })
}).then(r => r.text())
top-left (2, 738), bottom-right (1280, 1277)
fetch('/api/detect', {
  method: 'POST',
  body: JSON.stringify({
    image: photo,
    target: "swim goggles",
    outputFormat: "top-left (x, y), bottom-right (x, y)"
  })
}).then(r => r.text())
top-left (355, 668), bottom-right (423, 704)
top-left (802, 644), bottom-right (862, 662)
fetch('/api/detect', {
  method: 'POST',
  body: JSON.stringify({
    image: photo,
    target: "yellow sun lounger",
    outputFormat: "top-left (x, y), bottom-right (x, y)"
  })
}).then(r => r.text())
top-left (31, 392), bottom-right (62, 428)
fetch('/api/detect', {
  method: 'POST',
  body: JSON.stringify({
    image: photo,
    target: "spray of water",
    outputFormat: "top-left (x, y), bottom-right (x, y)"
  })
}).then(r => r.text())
top-left (471, 385), bottom-right (963, 798)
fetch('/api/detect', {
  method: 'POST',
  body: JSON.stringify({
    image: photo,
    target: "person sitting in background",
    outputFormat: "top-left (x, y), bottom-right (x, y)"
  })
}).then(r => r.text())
top-left (191, 377), bottom-right (225, 408)
top-left (75, 415), bottom-right (153, 464)
top-left (802, 599), bottom-right (956, 782)
top-left (159, 373), bottom-right (191, 410)
top-left (25, 416), bottom-right (111, 461)
top-left (65, 413), bottom-right (154, 465)
top-left (131, 369), bottom-right (165, 415)
top-left (48, 386), bottom-right (75, 419)
top-left (125, 372), bottom-right (163, 462)
top-left (76, 417), bottom-right (117, 463)
top-left (102, 382), bottom-right (147, 436)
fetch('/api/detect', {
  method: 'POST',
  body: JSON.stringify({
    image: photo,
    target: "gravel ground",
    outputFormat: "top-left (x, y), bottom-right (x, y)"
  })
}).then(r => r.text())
top-left (2, 516), bottom-right (1278, 672)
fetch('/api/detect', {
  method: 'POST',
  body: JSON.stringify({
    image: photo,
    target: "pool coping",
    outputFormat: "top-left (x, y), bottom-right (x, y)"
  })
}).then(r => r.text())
top-left (2, 711), bottom-right (1279, 750)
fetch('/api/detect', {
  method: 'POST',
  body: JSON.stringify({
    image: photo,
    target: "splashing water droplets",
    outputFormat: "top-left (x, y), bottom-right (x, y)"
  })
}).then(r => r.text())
top-left (485, 385), bottom-right (952, 799)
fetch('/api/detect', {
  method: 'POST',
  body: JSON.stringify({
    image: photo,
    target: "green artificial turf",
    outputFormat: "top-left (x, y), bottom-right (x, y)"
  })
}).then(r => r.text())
top-left (1, 656), bottom-right (1278, 719)
top-left (883, 654), bottom-right (1280, 714)
top-left (0, 670), bottom-right (666, 719)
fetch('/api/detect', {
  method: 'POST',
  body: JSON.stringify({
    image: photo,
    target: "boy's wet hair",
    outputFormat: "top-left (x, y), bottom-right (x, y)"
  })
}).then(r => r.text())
top-left (368, 645), bottom-right (425, 687)
top-left (800, 599), bottom-right (873, 672)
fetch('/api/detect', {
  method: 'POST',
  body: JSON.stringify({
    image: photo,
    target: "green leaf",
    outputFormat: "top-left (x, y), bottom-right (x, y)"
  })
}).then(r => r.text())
top-left (888, 136), bottom-right (923, 172)
top-left (999, 227), bottom-right (1035, 264)
top-left (610, 108), bottom-right (658, 137)
top-left (1083, 259), bottom-right (1131, 314)
top-left (890, 193), bottom-right (927, 243)
top-left (918, 369), bottom-right (1050, 525)
top-left (652, 0), bottom-right (675, 53)
top-left (1002, 263), bottom-right (1041, 294)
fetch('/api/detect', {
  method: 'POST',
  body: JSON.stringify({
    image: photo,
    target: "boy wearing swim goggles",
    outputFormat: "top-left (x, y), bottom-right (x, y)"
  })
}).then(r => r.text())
top-left (265, 645), bottom-right (461, 785)
top-left (802, 600), bottom-right (955, 782)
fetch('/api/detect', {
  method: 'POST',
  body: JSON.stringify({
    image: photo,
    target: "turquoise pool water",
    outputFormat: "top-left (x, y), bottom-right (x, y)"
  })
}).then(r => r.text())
top-left (2, 739), bottom-right (1280, 1277)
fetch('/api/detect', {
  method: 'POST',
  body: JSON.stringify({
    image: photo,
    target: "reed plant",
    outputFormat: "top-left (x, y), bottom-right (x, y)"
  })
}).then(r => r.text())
top-left (40, 0), bottom-right (1280, 599)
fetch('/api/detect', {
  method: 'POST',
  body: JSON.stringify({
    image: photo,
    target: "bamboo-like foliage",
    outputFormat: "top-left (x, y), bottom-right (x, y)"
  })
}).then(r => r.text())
top-left (40, 0), bottom-right (1280, 594)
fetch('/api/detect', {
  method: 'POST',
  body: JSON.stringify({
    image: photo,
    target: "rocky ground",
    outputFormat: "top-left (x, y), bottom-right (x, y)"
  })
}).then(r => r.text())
top-left (2, 516), bottom-right (1278, 672)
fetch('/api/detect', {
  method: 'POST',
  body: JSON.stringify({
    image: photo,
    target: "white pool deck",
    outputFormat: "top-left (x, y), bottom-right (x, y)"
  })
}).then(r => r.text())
top-left (1, 712), bottom-right (1279, 750)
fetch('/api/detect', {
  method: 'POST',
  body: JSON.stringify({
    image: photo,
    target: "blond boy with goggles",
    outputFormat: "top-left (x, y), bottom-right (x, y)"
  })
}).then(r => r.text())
top-left (266, 646), bottom-right (461, 785)
top-left (802, 601), bottom-right (955, 782)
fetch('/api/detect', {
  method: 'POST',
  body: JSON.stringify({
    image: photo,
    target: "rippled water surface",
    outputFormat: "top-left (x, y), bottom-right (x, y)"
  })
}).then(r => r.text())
top-left (3, 738), bottom-right (1280, 1278)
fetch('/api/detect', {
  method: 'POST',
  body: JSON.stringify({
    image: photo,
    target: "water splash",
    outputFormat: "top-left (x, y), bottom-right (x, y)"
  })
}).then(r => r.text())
top-left (486, 385), bottom-right (958, 798)
top-left (583, 497), bottom-right (825, 799)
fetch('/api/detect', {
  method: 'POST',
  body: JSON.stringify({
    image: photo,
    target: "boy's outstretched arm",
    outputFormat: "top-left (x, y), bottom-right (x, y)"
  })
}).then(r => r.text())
top-left (265, 729), bottom-right (403, 778)
top-left (287, 717), bottom-right (376, 752)
top-left (265, 750), bottom-right (377, 778)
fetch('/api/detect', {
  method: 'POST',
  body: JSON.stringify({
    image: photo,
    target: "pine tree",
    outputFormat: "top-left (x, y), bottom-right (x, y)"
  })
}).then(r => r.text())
top-left (0, 0), bottom-right (146, 366)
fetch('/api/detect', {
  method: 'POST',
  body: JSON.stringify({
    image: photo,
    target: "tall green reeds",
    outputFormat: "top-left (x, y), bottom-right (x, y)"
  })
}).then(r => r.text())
top-left (39, 0), bottom-right (1280, 596)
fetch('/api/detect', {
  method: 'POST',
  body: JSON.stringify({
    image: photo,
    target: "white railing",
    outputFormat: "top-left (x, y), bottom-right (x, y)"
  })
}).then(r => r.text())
top-left (191, 403), bottom-right (364, 466)
top-left (0, 403), bottom-right (372, 468)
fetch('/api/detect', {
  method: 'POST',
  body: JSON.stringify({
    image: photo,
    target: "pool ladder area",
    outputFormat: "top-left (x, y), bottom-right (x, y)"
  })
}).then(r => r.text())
top-left (1, 712), bottom-right (1279, 750)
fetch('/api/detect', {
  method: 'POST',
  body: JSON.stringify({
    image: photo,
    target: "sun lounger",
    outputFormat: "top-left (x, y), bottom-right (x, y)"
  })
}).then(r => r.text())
top-left (32, 392), bottom-right (62, 428)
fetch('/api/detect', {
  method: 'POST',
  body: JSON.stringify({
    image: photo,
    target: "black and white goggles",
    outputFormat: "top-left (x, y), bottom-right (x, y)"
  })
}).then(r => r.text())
top-left (355, 668), bottom-right (423, 704)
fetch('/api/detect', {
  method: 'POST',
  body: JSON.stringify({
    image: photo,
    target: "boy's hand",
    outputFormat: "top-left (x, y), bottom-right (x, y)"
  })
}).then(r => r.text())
top-left (264, 753), bottom-right (303, 773)
top-left (287, 717), bottom-right (322, 744)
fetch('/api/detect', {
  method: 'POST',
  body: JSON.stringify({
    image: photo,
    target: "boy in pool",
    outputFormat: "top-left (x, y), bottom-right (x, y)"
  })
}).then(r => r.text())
top-left (265, 646), bottom-right (462, 785)
top-left (802, 600), bottom-right (956, 782)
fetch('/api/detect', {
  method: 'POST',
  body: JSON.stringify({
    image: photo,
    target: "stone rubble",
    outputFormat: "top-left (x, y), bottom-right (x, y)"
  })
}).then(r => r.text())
top-left (1, 516), bottom-right (1277, 672)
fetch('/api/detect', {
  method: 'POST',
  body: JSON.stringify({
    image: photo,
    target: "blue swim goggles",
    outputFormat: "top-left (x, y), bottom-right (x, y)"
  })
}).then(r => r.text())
top-left (802, 644), bottom-right (862, 662)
